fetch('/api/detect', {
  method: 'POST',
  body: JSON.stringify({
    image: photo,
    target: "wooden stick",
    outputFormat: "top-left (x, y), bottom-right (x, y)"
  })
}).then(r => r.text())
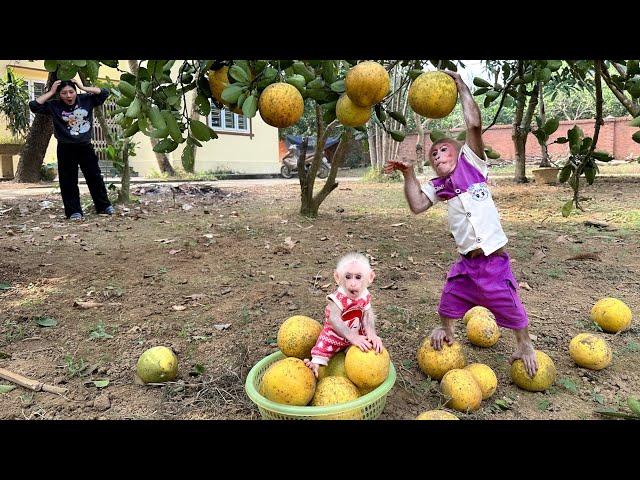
top-left (0, 367), bottom-right (68, 395)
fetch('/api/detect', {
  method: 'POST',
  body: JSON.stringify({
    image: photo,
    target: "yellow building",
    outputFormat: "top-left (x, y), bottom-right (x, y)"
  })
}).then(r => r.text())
top-left (0, 60), bottom-right (280, 177)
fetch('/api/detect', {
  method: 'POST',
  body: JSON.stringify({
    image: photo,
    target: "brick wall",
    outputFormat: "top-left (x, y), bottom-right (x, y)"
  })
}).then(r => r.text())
top-left (396, 116), bottom-right (640, 162)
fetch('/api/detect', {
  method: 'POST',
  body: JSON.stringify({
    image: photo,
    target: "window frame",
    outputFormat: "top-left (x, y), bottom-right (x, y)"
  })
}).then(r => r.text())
top-left (208, 103), bottom-right (253, 138)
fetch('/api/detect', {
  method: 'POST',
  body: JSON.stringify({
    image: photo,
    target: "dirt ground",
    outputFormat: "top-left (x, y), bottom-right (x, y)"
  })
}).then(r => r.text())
top-left (0, 175), bottom-right (638, 420)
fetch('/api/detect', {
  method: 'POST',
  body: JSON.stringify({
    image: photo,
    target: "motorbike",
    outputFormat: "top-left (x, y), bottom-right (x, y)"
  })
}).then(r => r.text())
top-left (280, 145), bottom-right (330, 179)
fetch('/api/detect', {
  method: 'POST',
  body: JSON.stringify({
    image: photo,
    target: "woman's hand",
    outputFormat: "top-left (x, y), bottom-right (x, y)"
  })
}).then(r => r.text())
top-left (49, 80), bottom-right (62, 94)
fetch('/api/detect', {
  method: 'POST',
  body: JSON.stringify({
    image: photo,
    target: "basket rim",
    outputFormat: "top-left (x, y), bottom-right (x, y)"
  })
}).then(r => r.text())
top-left (244, 350), bottom-right (396, 417)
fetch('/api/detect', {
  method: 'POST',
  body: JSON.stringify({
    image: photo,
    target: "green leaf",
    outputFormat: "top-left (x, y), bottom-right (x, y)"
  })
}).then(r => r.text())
top-left (286, 74), bottom-right (306, 92)
top-left (627, 60), bottom-right (640, 77)
top-left (555, 136), bottom-right (569, 144)
top-left (630, 116), bottom-right (640, 127)
top-left (547, 60), bottom-right (563, 72)
top-left (473, 87), bottom-right (489, 97)
top-left (191, 364), bottom-right (206, 376)
top-left (628, 396), bottom-right (640, 415)
top-left (72, 60), bottom-right (87, 67)
top-left (149, 106), bottom-right (167, 131)
top-left (57, 64), bottom-right (78, 81)
top-left (307, 78), bottom-right (325, 89)
top-left (330, 80), bottom-right (345, 94)
top-left (584, 165), bottom-right (596, 185)
top-left (229, 65), bottom-right (249, 84)
top-left (473, 77), bottom-right (492, 88)
top-left (189, 120), bottom-right (212, 142)
top-left (44, 60), bottom-right (58, 72)
top-left (593, 393), bottom-right (605, 405)
top-left (558, 377), bottom-right (578, 393)
top-left (153, 138), bottom-right (179, 153)
top-left (486, 90), bottom-right (501, 101)
top-left (537, 399), bottom-right (551, 411)
top-left (567, 125), bottom-right (583, 151)
top-left (430, 130), bottom-right (447, 142)
top-left (0, 283), bottom-right (10, 291)
top-left (592, 151), bottom-right (613, 162)
top-left (561, 199), bottom-right (574, 217)
top-left (409, 69), bottom-right (424, 81)
top-left (543, 118), bottom-right (560, 135)
top-left (580, 137), bottom-right (593, 154)
top-left (292, 62), bottom-right (315, 83)
top-left (36, 317), bottom-right (57, 328)
top-left (0, 385), bottom-right (16, 394)
top-left (195, 95), bottom-right (211, 117)
top-left (375, 104), bottom-right (386, 122)
top-left (494, 399), bottom-right (511, 410)
top-left (86, 61), bottom-right (100, 82)
top-left (242, 94), bottom-right (258, 118)
top-left (388, 111), bottom-right (407, 126)
top-left (221, 85), bottom-right (244, 104)
top-left (93, 380), bottom-right (109, 388)
top-left (632, 131), bottom-right (640, 144)
top-left (390, 130), bottom-right (406, 142)
top-left (456, 131), bottom-right (467, 141)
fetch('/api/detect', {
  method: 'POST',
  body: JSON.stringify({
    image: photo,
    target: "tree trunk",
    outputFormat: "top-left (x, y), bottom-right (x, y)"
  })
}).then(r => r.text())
top-left (538, 84), bottom-right (551, 167)
top-left (415, 113), bottom-right (425, 174)
top-left (367, 120), bottom-right (377, 168)
top-left (512, 63), bottom-right (528, 184)
top-left (127, 60), bottom-right (175, 176)
top-left (182, 93), bottom-right (200, 173)
top-left (14, 72), bottom-right (55, 183)
top-left (117, 138), bottom-right (131, 204)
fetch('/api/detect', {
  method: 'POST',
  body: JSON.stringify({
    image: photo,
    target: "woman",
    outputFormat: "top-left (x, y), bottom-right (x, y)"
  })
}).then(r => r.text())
top-left (29, 79), bottom-right (114, 220)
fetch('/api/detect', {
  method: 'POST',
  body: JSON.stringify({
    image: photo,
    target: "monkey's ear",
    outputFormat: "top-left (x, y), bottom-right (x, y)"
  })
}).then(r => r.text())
top-left (368, 270), bottom-right (376, 284)
top-left (333, 270), bottom-right (341, 284)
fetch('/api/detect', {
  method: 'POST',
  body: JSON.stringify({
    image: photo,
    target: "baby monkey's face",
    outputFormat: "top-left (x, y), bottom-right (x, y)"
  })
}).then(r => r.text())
top-left (334, 260), bottom-right (375, 300)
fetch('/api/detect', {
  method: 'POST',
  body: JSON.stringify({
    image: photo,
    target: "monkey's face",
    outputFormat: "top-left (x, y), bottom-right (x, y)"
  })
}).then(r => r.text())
top-left (334, 261), bottom-right (375, 300)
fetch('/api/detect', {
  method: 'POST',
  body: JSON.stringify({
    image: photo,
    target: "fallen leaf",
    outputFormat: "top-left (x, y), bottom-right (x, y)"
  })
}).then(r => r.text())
top-left (390, 223), bottom-right (405, 227)
top-left (566, 252), bottom-right (601, 261)
top-left (320, 283), bottom-right (332, 290)
top-left (172, 305), bottom-right (187, 311)
top-left (519, 282), bottom-right (532, 291)
top-left (532, 249), bottom-right (546, 262)
top-left (74, 301), bottom-right (104, 309)
top-left (214, 323), bottom-right (231, 331)
top-left (168, 249), bottom-right (183, 255)
top-left (203, 234), bottom-right (214, 239)
top-left (184, 294), bottom-right (207, 301)
top-left (320, 236), bottom-right (329, 241)
top-left (284, 237), bottom-right (298, 250)
top-left (93, 380), bottom-right (109, 388)
top-left (0, 385), bottom-right (16, 394)
top-left (154, 238), bottom-right (176, 244)
top-left (380, 283), bottom-right (398, 290)
top-left (35, 317), bottom-right (57, 327)
top-left (220, 288), bottom-right (232, 295)
top-left (182, 204), bottom-right (193, 211)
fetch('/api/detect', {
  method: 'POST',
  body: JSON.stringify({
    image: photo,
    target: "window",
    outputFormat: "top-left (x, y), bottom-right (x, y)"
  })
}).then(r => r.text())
top-left (209, 103), bottom-right (251, 134)
top-left (23, 80), bottom-right (46, 124)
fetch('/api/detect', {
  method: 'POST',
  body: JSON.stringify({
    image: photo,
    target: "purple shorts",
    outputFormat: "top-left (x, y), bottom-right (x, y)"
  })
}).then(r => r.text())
top-left (437, 251), bottom-right (528, 330)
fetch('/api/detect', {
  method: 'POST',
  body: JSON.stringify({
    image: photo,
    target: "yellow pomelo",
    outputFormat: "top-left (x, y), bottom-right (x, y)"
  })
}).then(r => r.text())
top-left (569, 333), bottom-right (612, 370)
top-left (318, 351), bottom-right (348, 380)
top-left (259, 357), bottom-right (316, 406)
top-left (440, 368), bottom-right (483, 412)
top-left (463, 306), bottom-right (495, 325)
top-left (510, 350), bottom-right (556, 392)
top-left (277, 315), bottom-right (322, 359)
top-left (464, 363), bottom-right (497, 399)
top-left (466, 316), bottom-right (500, 347)
top-left (258, 82), bottom-right (304, 128)
top-left (336, 94), bottom-right (371, 127)
top-left (591, 297), bottom-right (632, 333)
top-left (409, 71), bottom-right (458, 119)
top-left (344, 346), bottom-right (390, 390)
top-left (136, 346), bottom-right (178, 383)
top-left (416, 410), bottom-right (459, 420)
top-left (345, 61), bottom-right (390, 107)
top-left (416, 338), bottom-right (466, 380)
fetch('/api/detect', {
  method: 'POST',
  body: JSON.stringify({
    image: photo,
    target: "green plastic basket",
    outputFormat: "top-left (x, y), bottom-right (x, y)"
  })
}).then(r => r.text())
top-left (245, 350), bottom-right (396, 420)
